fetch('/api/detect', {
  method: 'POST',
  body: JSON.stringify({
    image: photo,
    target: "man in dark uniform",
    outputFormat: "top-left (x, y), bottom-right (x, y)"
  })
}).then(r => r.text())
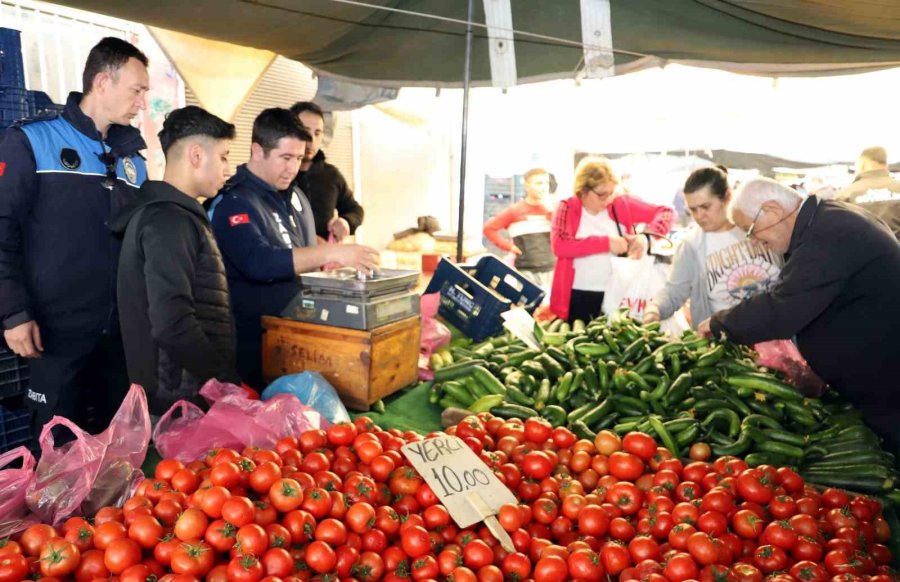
top-left (837, 146), bottom-right (900, 239)
top-left (0, 37), bottom-right (150, 436)
top-left (208, 108), bottom-right (378, 387)
top-left (289, 102), bottom-right (364, 242)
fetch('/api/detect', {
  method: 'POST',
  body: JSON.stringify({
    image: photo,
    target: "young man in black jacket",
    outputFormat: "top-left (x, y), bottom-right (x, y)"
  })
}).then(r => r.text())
top-left (698, 177), bottom-right (900, 455)
top-left (113, 106), bottom-right (240, 415)
top-left (290, 102), bottom-right (364, 242)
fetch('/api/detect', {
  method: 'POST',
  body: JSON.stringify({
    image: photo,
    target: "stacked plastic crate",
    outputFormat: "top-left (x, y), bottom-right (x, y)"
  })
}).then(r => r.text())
top-left (0, 28), bottom-right (36, 452)
top-left (1, 28), bottom-right (28, 130)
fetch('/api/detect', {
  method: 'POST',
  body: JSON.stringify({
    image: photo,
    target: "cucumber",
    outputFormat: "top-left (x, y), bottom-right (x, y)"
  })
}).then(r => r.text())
top-left (469, 394), bottom-right (505, 413)
top-left (443, 383), bottom-right (475, 407)
top-left (540, 405), bottom-right (568, 428)
top-left (580, 398), bottom-right (616, 429)
top-left (744, 452), bottom-right (790, 468)
top-left (756, 441), bottom-right (804, 459)
top-left (490, 404), bottom-right (538, 420)
top-left (570, 420), bottom-right (597, 441)
top-left (726, 374), bottom-right (804, 402)
top-left (472, 366), bottom-right (507, 395)
top-left (433, 359), bottom-right (489, 382)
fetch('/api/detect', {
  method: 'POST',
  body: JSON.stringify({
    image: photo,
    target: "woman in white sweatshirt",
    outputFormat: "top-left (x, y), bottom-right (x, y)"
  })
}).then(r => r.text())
top-left (644, 166), bottom-right (783, 328)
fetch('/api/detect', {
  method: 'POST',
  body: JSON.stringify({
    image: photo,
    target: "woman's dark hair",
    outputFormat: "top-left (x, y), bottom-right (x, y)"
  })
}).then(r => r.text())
top-left (684, 165), bottom-right (729, 199)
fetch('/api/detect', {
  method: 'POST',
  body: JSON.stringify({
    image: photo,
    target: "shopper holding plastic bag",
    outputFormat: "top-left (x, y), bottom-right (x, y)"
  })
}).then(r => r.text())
top-left (644, 166), bottom-right (784, 328)
top-left (550, 156), bottom-right (674, 323)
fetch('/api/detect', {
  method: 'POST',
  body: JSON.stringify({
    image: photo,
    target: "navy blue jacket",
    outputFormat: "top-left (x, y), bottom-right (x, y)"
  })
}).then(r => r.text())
top-left (0, 92), bottom-right (147, 335)
top-left (208, 164), bottom-right (316, 339)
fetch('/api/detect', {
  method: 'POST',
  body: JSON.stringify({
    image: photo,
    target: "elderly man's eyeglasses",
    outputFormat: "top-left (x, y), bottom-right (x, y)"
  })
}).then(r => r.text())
top-left (745, 207), bottom-right (764, 239)
top-left (99, 152), bottom-right (117, 190)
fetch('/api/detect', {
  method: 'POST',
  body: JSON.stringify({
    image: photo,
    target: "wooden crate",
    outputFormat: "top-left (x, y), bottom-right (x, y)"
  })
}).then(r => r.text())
top-left (261, 315), bottom-right (421, 411)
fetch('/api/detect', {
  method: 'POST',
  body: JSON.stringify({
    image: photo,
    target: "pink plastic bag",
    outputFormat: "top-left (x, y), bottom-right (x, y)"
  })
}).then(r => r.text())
top-left (420, 293), bottom-right (451, 358)
top-left (754, 340), bottom-right (827, 397)
top-left (0, 446), bottom-right (39, 537)
top-left (153, 380), bottom-right (327, 463)
top-left (25, 384), bottom-right (151, 525)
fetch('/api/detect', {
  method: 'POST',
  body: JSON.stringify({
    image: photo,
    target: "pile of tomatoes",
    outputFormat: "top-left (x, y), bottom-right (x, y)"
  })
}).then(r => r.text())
top-left (0, 413), bottom-right (897, 582)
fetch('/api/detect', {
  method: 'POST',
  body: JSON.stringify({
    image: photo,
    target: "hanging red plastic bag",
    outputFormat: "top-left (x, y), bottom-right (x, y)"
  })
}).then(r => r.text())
top-left (754, 339), bottom-right (827, 397)
top-left (153, 380), bottom-right (327, 463)
top-left (25, 384), bottom-right (151, 525)
top-left (0, 446), bottom-right (39, 537)
top-left (419, 292), bottom-right (451, 380)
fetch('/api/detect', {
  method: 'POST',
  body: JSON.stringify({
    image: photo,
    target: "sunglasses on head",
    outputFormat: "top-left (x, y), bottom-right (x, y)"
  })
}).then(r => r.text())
top-left (99, 152), bottom-right (117, 190)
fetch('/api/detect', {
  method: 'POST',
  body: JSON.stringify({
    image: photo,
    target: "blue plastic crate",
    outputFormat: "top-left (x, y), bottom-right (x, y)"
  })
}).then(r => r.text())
top-left (0, 402), bottom-right (32, 454)
top-left (0, 346), bottom-right (29, 399)
top-left (0, 85), bottom-right (28, 125)
top-left (27, 90), bottom-right (63, 117)
top-left (0, 28), bottom-right (25, 89)
top-left (424, 255), bottom-right (545, 342)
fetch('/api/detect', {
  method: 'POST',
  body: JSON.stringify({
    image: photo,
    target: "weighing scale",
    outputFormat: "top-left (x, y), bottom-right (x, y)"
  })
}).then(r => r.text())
top-left (281, 268), bottom-right (420, 330)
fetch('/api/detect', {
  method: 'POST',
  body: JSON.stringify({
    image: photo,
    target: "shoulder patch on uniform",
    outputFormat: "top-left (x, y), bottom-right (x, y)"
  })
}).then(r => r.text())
top-left (60, 148), bottom-right (80, 169)
top-left (229, 213), bottom-right (250, 227)
top-left (123, 156), bottom-right (137, 184)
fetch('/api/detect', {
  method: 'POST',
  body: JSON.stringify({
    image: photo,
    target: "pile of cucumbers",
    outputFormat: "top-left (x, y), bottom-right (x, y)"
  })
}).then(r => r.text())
top-left (427, 314), bottom-right (898, 493)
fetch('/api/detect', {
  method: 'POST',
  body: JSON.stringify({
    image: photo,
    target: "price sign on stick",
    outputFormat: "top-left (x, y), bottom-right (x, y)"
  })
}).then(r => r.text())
top-left (402, 435), bottom-right (517, 551)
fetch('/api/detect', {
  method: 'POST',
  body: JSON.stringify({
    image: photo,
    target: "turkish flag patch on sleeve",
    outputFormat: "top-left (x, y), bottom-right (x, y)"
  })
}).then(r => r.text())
top-left (0, 162), bottom-right (6, 177)
top-left (229, 213), bottom-right (250, 227)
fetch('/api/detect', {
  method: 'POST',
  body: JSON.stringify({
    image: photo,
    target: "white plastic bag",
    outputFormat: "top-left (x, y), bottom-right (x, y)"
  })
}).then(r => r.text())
top-left (602, 255), bottom-right (668, 321)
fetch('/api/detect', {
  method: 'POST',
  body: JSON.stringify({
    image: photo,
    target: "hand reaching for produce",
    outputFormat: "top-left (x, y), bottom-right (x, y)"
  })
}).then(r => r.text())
top-left (609, 236), bottom-right (629, 256)
top-left (642, 309), bottom-right (661, 325)
top-left (697, 318), bottom-right (713, 338)
top-left (626, 234), bottom-right (649, 259)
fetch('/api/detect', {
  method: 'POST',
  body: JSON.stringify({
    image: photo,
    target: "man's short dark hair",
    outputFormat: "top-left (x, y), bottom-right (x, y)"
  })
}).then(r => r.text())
top-left (289, 101), bottom-right (325, 120)
top-left (252, 108), bottom-right (311, 155)
top-left (158, 106), bottom-right (236, 156)
top-left (82, 37), bottom-right (149, 94)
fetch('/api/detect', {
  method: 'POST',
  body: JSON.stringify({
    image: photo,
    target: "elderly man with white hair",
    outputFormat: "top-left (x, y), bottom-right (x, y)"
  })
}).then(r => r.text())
top-left (698, 177), bottom-right (900, 454)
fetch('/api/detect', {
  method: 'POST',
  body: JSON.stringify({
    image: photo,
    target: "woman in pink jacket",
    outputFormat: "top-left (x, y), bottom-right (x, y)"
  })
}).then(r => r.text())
top-left (550, 157), bottom-right (674, 323)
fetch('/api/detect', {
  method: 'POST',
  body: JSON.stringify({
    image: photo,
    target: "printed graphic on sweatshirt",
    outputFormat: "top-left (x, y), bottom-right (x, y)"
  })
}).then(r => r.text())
top-left (706, 239), bottom-right (782, 307)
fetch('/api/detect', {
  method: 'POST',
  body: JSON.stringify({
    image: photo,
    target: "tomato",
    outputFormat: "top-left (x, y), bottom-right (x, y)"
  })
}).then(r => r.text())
top-left (793, 536), bottom-right (824, 563)
top-left (74, 549), bottom-right (109, 582)
top-left (524, 417), bottom-right (553, 443)
top-left (600, 541), bottom-right (632, 575)
top-left (227, 554), bottom-right (264, 582)
top-left (103, 538), bottom-right (142, 575)
top-left (609, 452), bottom-right (644, 481)
top-left (0, 540), bottom-right (21, 558)
top-left (170, 468), bottom-right (201, 494)
top-left (20, 524), bottom-right (57, 557)
top-left (628, 536), bottom-right (661, 563)
top-left (607, 482), bottom-right (644, 515)
top-left (663, 552), bottom-right (698, 582)
top-left (171, 541), bottom-right (216, 577)
top-left (727, 562), bottom-right (763, 582)
top-left (790, 560), bottom-right (829, 582)
top-left (687, 531), bottom-right (721, 566)
top-left (734, 469), bottom-right (774, 504)
top-left (127, 515), bottom-right (164, 549)
top-left (675, 481), bottom-right (701, 502)
top-left (522, 451), bottom-right (555, 480)
top-left (826, 507), bottom-right (859, 531)
top-left (822, 488), bottom-right (851, 508)
top-left (94, 521), bottom-right (128, 550)
top-left (402, 525), bottom-right (433, 559)
top-left (568, 548), bottom-right (604, 581)
top-left (731, 509), bottom-right (764, 540)
top-left (668, 523), bottom-right (697, 550)
top-left (356, 551), bottom-right (386, 582)
top-left (305, 540), bottom-right (337, 574)
top-left (119, 563), bottom-right (157, 582)
top-left (769, 495), bottom-right (798, 520)
top-left (462, 539), bottom-right (493, 570)
top-left (595, 430), bottom-right (622, 455)
top-left (501, 551), bottom-right (532, 580)
top-left (701, 488), bottom-right (735, 514)
top-left (63, 523), bottom-right (94, 553)
top-left (0, 553), bottom-right (28, 582)
top-left (623, 432), bottom-right (658, 461)
top-left (689, 442), bottom-right (712, 461)
top-left (762, 520), bottom-right (797, 550)
top-left (578, 505), bottom-right (610, 537)
top-left (236, 524), bottom-right (269, 556)
top-left (698, 511), bottom-right (729, 536)
top-left (533, 554), bottom-right (568, 582)
top-left (753, 545), bottom-right (788, 573)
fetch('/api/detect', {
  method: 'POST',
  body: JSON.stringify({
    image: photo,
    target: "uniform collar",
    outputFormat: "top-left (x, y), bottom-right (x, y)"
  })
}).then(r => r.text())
top-left (61, 92), bottom-right (147, 157)
top-left (788, 195), bottom-right (819, 255)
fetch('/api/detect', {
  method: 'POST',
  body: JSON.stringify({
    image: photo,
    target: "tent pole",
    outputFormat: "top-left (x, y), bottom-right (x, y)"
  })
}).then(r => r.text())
top-left (456, 0), bottom-right (474, 263)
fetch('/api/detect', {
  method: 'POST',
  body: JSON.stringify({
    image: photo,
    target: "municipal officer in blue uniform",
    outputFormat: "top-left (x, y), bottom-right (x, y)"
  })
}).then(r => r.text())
top-left (0, 38), bottom-right (149, 437)
top-left (208, 108), bottom-right (378, 387)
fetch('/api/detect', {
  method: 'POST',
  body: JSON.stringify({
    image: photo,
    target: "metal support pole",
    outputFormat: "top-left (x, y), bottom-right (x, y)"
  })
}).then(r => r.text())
top-left (456, 0), bottom-right (474, 263)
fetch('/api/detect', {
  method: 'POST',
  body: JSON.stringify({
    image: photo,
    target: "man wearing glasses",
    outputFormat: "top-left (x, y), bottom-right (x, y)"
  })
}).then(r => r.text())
top-left (0, 38), bottom-right (149, 440)
top-left (698, 177), bottom-right (900, 455)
